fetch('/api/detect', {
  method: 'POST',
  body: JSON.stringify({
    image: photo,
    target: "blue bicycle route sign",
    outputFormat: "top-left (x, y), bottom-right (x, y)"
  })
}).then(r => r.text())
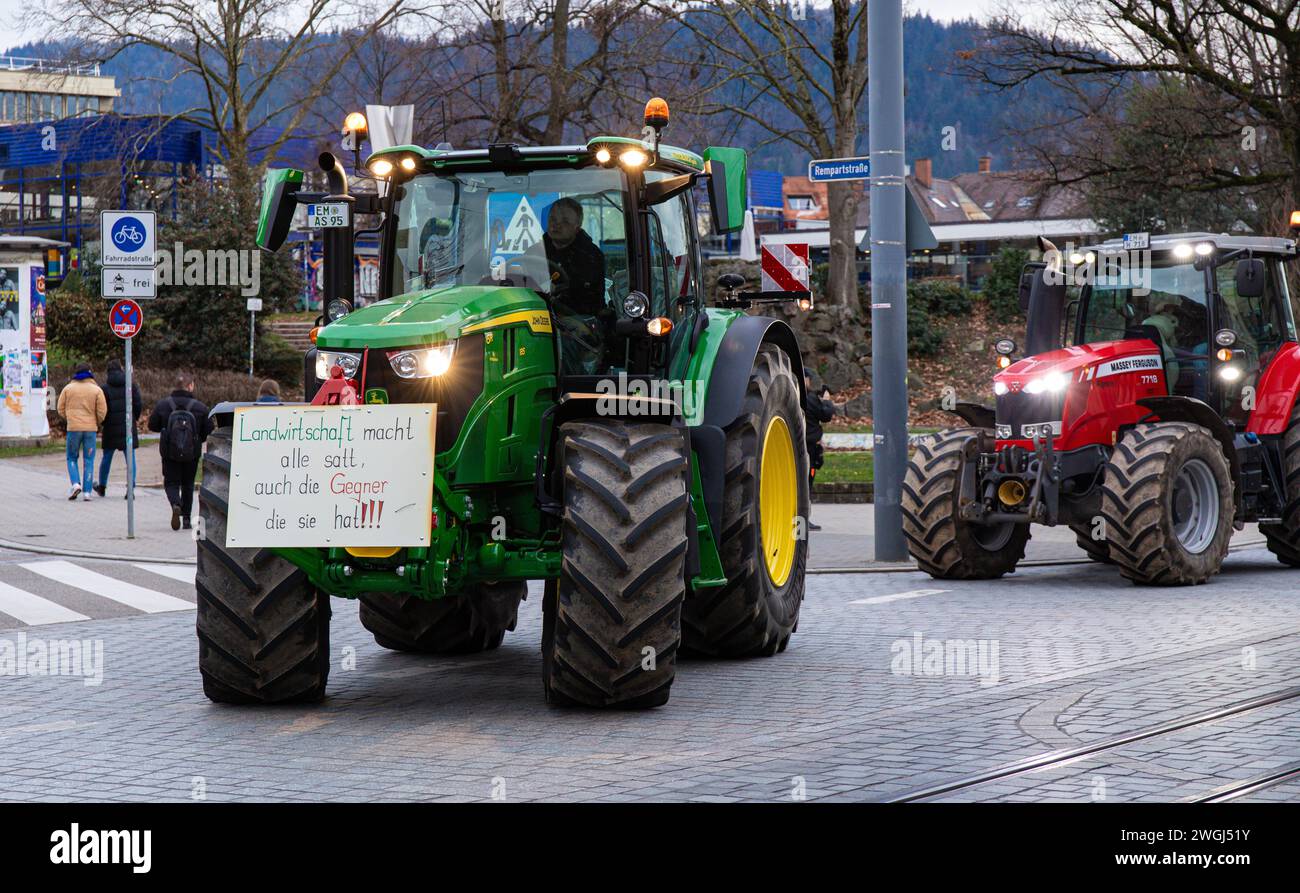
top-left (100, 210), bottom-right (156, 268)
top-left (807, 156), bottom-right (871, 182)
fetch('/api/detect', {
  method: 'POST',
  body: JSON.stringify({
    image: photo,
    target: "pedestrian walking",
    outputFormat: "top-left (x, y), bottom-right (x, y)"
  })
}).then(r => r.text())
top-left (56, 363), bottom-right (106, 501)
top-left (94, 359), bottom-right (143, 497)
top-left (148, 373), bottom-right (213, 531)
top-left (803, 374), bottom-right (836, 532)
top-left (256, 379), bottom-right (281, 403)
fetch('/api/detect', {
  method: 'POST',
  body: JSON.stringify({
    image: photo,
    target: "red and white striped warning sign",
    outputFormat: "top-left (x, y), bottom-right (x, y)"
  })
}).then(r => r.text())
top-left (760, 243), bottom-right (810, 293)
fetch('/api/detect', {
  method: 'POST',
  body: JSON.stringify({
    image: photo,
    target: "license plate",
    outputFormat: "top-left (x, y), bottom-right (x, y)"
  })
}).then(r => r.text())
top-left (1122, 231), bottom-right (1149, 250)
top-left (306, 202), bottom-right (349, 229)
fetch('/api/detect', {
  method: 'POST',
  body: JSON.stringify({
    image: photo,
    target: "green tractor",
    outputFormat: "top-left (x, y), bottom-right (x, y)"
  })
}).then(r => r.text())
top-left (197, 99), bottom-right (812, 709)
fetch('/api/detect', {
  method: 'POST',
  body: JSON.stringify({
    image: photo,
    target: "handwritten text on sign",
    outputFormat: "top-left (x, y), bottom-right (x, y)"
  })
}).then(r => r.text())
top-left (225, 404), bottom-right (436, 548)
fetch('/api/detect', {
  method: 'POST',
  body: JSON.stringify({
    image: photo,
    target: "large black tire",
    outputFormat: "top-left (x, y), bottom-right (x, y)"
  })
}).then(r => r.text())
top-left (680, 344), bottom-right (809, 657)
top-left (901, 427), bottom-right (1030, 579)
top-left (1261, 402), bottom-right (1300, 566)
top-left (1069, 523), bottom-right (1114, 564)
top-left (196, 426), bottom-right (331, 704)
top-left (1100, 422), bottom-right (1234, 585)
top-left (358, 584), bottom-right (525, 654)
top-left (543, 420), bottom-right (689, 708)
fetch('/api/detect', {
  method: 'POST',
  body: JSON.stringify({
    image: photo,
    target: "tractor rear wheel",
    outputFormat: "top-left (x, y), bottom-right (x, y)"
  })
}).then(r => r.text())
top-left (358, 584), bottom-right (525, 654)
top-left (1100, 422), bottom-right (1234, 585)
top-left (1261, 402), bottom-right (1300, 566)
top-left (902, 427), bottom-right (1030, 579)
top-left (196, 426), bottom-right (331, 704)
top-left (543, 420), bottom-right (689, 708)
top-left (680, 344), bottom-right (808, 657)
top-left (1069, 524), bottom-right (1113, 564)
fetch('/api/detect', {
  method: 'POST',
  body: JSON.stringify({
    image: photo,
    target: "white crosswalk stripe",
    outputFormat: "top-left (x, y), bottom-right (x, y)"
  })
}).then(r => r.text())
top-left (20, 560), bottom-right (194, 614)
top-left (0, 581), bottom-right (91, 625)
top-left (133, 563), bottom-right (197, 585)
top-left (850, 588), bottom-right (950, 605)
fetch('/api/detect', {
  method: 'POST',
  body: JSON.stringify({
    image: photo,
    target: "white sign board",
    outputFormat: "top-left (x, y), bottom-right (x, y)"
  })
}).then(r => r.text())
top-left (225, 404), bottom-right (437, 548)
top-left (246, 297), bottom-right (263, 312)
top-left (101, 267), bottom-right (156, 299)
top-left (100, 210), bottom-right (156, 268)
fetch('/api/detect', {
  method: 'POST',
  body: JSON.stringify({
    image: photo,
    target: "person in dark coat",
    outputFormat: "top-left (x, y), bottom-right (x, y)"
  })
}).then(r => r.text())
top-left (148, 373), bottom-right (214, 530)
top-left (803, 374), bottom-right (836, 531)
top-left (94, 359), bottom-right (143, 497)
top-left (531, 197), bottom-right (607, 315)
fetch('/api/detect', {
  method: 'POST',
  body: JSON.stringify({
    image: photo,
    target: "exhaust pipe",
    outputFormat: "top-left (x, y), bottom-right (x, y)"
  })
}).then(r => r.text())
top-left (317, 152), bottom-right (355, 315)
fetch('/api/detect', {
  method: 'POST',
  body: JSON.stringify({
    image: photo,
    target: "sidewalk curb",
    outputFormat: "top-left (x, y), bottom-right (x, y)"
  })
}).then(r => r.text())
top-left (0, 535), bottom-right (196, 565)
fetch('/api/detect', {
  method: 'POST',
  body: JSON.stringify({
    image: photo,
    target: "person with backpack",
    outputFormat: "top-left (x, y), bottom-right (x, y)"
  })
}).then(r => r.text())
top-left (148, 373), bottom-right (213, 531)
top-left (94, 359), bottom-right (143, 498)
top-left (56, 363), bottom-right (107, 501)
top-left (803, 373), bottom-right (837, 532)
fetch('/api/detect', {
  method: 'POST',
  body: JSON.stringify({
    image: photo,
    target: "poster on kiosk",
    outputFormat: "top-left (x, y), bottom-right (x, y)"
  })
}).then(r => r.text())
top-left (0, 261), bottom-right (51, 440)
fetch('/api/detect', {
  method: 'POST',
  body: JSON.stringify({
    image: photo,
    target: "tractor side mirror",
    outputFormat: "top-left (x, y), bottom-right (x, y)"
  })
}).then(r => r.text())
top-left (1018, 263), bottom-right (1043, 312)
top-left (1236, 258), bottom-right (1266, 298)
top-left (256, 168), bottom-right (305, 252)
top-left (703, 146), bottom-right (747, 234)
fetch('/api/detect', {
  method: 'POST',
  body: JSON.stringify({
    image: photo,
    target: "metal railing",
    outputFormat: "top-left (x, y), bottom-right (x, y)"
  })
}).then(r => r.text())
top-left (0, 55), bottom-right (103, 77)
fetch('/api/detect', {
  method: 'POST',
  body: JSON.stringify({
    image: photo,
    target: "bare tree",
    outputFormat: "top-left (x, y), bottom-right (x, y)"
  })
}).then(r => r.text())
top-left (974, 0), bottom-right (1300, 230)
top-left (50, 0), bottom-right (409, 218)
top-left (653, 1), bottom-right (868, 308)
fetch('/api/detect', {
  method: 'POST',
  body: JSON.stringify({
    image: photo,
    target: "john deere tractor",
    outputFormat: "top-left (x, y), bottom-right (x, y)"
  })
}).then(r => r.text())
top-left (904, 230), bottom-right (1300, 586)
top-left (196, 99), bottom-right (811, 707)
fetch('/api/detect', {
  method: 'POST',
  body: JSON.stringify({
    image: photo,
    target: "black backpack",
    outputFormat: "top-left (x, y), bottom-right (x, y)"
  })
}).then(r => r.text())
top-left (162, 397), bottom-right (199, 463)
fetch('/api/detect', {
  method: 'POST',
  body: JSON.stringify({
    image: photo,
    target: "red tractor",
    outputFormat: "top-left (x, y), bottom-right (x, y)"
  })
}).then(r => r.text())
top-left (904, 231), bottom-right (1300, 585)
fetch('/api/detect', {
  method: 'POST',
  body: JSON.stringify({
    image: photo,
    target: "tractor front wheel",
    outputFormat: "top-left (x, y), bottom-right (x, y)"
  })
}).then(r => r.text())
top-left (196, 426), bottom-right (331, 704)
top-left (902, 427), bottom-right (1030, 579)
top-left (358, 584), bottom-right (525, 654)
top-left (1100, 422), bottom-right (1233, 585)
top-left (543, 420), bottom-right (689, 708)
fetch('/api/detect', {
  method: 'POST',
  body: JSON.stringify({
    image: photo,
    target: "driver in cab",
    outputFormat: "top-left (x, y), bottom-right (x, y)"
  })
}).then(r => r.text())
top-left (534, 197), bottom-right (606, 314)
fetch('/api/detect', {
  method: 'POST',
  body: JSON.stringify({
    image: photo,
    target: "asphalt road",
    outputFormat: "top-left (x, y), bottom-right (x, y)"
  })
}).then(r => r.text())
top-left (0, 542), bottom-right (1296, 802)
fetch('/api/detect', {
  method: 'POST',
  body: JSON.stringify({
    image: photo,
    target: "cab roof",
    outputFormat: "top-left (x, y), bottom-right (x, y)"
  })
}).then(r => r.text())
top-left (367, 136), bottom-right (704, 174)
top-left (1085, 232), bottom-right (1297, 257)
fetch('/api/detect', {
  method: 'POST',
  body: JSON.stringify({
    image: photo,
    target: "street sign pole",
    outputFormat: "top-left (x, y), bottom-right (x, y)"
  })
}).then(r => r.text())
top-left (125, 337), bottom-right (135, 539)
top-left (868, 0), bottom-right (909, 562)
top-left (249, 308), bottom-right (256, 378)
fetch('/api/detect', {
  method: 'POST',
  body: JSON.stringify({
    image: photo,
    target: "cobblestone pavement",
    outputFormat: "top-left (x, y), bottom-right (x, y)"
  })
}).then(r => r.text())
top-left (0, 544), bottom-right (1295, 802)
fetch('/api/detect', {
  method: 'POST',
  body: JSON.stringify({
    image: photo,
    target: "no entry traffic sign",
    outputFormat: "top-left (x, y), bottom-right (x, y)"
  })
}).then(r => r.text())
top-left (110, 299), bottom-right (144, 339)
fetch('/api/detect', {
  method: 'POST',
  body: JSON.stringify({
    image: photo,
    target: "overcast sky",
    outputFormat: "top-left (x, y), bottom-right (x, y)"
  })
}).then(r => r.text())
top-left (0, 0), bottom-right (1001, 57)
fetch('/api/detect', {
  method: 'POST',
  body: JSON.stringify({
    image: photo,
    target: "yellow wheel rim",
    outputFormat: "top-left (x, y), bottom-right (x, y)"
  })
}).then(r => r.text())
top-left (759, 415), bottom-right (798, 587)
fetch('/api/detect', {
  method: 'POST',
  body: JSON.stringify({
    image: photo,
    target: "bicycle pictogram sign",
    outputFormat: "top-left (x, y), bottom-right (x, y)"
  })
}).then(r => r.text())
top-left (110, 299), bottom-right (143, 339)
top-left (110, 216), bottom-right (147, 251)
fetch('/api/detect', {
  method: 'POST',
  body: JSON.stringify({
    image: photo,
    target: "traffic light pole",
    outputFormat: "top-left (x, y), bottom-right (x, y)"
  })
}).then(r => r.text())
top-left (868, 0), bottom-right (909, 562)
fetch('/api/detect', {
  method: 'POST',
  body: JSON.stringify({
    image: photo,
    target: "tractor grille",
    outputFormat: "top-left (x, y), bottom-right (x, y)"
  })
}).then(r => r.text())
top-left (995, 391), bottom-right (1064, 440)
top-left (361, 334), bottom-right (485, 454)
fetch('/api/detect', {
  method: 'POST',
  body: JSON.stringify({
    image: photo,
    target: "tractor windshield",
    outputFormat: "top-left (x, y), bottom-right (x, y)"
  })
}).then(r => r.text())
top-left (390, 167), bottom-right (629, 315)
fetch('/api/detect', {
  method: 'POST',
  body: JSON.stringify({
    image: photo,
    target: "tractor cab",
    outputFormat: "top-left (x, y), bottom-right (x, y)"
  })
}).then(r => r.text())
top-left (1070, 233), bottom-right (1298, 424)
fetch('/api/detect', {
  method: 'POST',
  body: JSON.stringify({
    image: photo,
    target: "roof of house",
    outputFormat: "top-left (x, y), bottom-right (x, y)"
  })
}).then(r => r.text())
top-left (951, 169), bottom-right (1088, 222)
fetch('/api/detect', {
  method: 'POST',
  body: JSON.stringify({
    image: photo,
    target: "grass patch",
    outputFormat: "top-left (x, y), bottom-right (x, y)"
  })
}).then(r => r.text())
top-left (0, 443), bottom-right (64, 459)
top-left (817, 450), bottom-right (873, 483)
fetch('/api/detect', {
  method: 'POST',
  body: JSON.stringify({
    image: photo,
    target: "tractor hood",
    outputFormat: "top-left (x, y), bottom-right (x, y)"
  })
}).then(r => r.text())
top-left (995, 338), bottom-right (1162, 392)
top-left (315, 285), bottom-right (550, 350)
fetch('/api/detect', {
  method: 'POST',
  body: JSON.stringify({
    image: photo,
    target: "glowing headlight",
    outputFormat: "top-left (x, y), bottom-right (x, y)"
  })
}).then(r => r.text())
top-left (400, 156), bottom-right (417, 172)
top-left (620, 148), bottom-right (647, 168)
top-left (1173, 242), bottom-right (1194, 259)
top-left (315, 350), bottom-right (361, 381)
top-left (388, 343), bottom-right (455, 379)
top-left (1024, 371), bottom-right (1070, 394)
top-left (1219, 366), bottom-right (1242, 382)
top-left (1194, 241), bottom-right (1214, 256)
top-left (994, 381), bottom-right (1009, 396)
top-left (370, 159), bottom-right (393, 178)
top-left (595, 147), bottom-right (612, 164)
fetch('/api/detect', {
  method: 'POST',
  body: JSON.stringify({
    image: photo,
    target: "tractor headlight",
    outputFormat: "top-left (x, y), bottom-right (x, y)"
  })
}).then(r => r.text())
top-left (1024, 371), bottom-right (1069, 394)
top-left (316, 350), bottom-right (361, 381)
top-left (623, 291), bottom-right (649, 318)
top-left (388, 343), bottom-right (456, 379)
top-left (994, 381), bottom-right (1009, 396)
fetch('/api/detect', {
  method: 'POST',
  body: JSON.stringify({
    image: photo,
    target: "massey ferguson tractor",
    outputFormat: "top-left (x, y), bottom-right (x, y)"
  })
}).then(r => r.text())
top-left (904, 230), bottom-right (1300, 586)
top-left (195, 99), bottom-right (812, 707)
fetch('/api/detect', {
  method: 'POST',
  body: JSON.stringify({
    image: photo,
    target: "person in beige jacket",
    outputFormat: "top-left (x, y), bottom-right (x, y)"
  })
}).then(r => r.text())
top-left (57, 363), bottom-right (107, 500)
